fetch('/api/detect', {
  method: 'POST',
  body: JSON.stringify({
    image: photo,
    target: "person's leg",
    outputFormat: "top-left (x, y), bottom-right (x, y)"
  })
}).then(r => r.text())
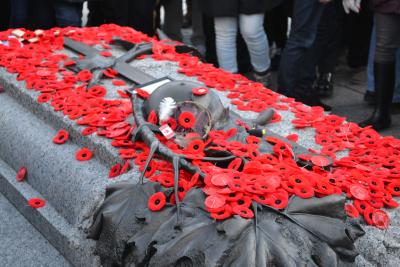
top-left (366, 25), bottom-right (376, 94)
top-left (394, 51), bottom-right (400, 103)
top-left (277, 0), bottom-right (325, 97)
top-left (214, 17), bottom-right (238, 73)
top-left (9, 0), bottom-right (29, 28)
top-left (53, 1), bottom-right (83, 27)
top-left (360, 13), bottom-right (400, 130)
top-left (162, 0), bottom-right (183, 41)
top-left (129, 0), bottom-right (156, 36)
top-left (239, 13), bottom-right (270, 73)
top-left (0, 0), bottom-right (11, 31)
top-left (190, 0), bottom-right (205, 50)
top-left (87, 1), bottom-right (104, 26)
top-left (30, 0), bottom-right (55, 30)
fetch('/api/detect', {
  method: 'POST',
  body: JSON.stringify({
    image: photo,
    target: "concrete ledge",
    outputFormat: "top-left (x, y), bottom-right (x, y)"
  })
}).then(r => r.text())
top-left (0, 159), bottom-right (99, 267)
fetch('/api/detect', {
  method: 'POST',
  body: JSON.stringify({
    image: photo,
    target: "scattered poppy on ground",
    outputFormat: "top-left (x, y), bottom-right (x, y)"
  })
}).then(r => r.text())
top-left (76, 148), bottom-right (93, 161)
top-left (16, 167), bottom-right (27, 182)
top-left (53, 129), bottom-right (69, 144)
top-left (112, 79), bottom-right (127, 86)
top-left (109, 163), bottom-right (121, 178)
top-left (28, 198), bottom-right (46, 209)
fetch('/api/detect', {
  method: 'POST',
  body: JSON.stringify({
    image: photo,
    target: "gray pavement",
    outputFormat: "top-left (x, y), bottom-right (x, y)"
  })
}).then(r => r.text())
top-left (0, 194), bottom-right (71, 267)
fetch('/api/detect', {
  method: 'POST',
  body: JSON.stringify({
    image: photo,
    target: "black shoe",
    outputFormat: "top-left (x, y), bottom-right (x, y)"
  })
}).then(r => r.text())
top-left (359, 61), bottom-right (395, 131)
top-left (359, 112), bottom-right (391, 130)
top-left (270, 54), bottom-right (281, 72)
top-left (316, 73), bottom-right (333, 97)
top-left (363, 91), bottom-right (376, 105)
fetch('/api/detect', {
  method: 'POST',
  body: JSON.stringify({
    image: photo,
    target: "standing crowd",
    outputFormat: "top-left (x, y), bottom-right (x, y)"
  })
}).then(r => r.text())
top-left (0, 0), bottom-right (399, 131)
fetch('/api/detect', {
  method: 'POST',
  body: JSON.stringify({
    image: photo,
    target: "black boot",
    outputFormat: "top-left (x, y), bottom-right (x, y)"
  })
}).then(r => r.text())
top-left (359, 62), bottom-right (396, 131)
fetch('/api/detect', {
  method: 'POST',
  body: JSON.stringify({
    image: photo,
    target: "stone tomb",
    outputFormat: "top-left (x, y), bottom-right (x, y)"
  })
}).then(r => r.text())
top-left (0, 27), bottom-right (399, 266)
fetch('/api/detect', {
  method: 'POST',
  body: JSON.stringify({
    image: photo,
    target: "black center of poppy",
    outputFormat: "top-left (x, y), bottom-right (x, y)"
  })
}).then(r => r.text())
top-left (233, 176), bottom-right (240, 180)
top-left (395, 187), bottom-right (399, 192)
top-left (261, 186), bottom-right (268, 189)
top-left (35, 201), bottom-right (40, 205)
top-left (229, 193), bottom-right (235, 197)
top-left (372, 181), bottom-right (377, 185)
top-left (179, 187), bottom-right (184, 192)
top-left (259, 196), bottom-right (265, 200)
top-left (329, 179), bottom-right (335, 183)
top-left (280, 146), bottom-right (285, 150)
top-left (146, 166), bottom-right (152, 171)
top-left (234, 184), bottom-right (241, 188)
top-left (371, 190), bottom-right (376, 194)
top-left (193, 145), bottom-right (199, 150)
top-left (275, 200), bottom-right (282, 205)
top-left (238, 200), bottom-right (244, 205)
top-left (155, 199), bottom-right (160, 205)
top-left (360, 205), bottom-right (365, 209)
top-left (82, 153), bottom-right (87, 157)
top-left (295, 179), bottom-right (301, 183)
top-left (185, 118), bottom-right (190, 123)
top-left (242, 210), bottom-right (247, 214)
top-left (218, 211), bottom-right (225, 215)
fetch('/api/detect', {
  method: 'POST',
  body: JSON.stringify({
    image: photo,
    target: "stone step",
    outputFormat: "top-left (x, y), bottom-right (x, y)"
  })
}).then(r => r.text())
top-left (0, 193), bottom-right (71, 267)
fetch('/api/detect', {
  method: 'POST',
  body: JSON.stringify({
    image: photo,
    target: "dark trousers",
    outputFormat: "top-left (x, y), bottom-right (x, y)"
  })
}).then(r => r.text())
top-left (53, 1), bottom-right (83, 27)
top-left (88, 0), bottom-right (156, 36)
top-left (375, 13), bottom-right (400, 63)
top-left (264, 0), bottom-right (292, 49)
top-left (277, 0), bottom-right (325, 96)
top-left (0, 0), bottom-right (11, 30)
top-left (295, 1), bottom-right (344, 93)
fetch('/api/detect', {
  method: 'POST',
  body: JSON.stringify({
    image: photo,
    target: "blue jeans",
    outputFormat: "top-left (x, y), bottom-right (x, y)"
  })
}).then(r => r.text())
top-left (214, 14), bottom-right (270, 73)
top-left (278, 0), bottom-right (325, 96)
top-left (367, 24), bottom-right (400, 103)
top-left (53, 1), bottom-right (83, 27)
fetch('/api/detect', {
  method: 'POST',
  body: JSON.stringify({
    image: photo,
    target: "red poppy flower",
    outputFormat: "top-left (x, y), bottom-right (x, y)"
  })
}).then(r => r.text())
top-left (232, 206), bottom-right (254, 219)
top-left (136, 88), bottom-right (150, 99)
top-left (186, 139), bottom-right (205, 154)
top-left (228, 158), bottom-right (242, 170)
top-left (76, 148), bottom-right (93, 161)
top-left (348, 184), bottom-right (371, 201)
top-left (192, 87), bottom-right (209, 96)
top-left (109, 163), bottom-right (121, 178)
top-left (82, 127), bottom-right (97, 136)
top-left (372, 210), bottom-right (390, 229)
top-left (293, 184), bottom-right (314, 198)
top-left (310, 155), bottom-right (331, 167)
top-left (16, 167), bottom-right (27, 182)
top-left (53, 129), bottom-right (69, 144)
top-left (344, 203), bottom-right (359, 218)
top-left (112, 79), bottom-right (127, 86)
top-left (100, 51), bottom-right (113, 57)
top-left (37, 93), bottom-right (52, 103)
top-left (386, 181), bottom-right (400, 196)
top-left (205, 195), bottom-right (226, 211)
top-left (268, 193), bottom-right (289, 210)
top-left (147, 110), bottom-right (158, 124)
top-left (161, 117), bottom-right (177, 130)
top-left (28, 198), bottom-right (46, 209)
top-left (210, 205), bottom-right (232, 220)
top-left (363, 206), bottom-right (375, 225)
top-left (88, 85), bottom-right (107, 97)
top-left (148, 192), bottom-right (167, 211)
top-left (178, 111), bottom-right (196, 129)
top-left (77, 69), bottom-right (93, 82)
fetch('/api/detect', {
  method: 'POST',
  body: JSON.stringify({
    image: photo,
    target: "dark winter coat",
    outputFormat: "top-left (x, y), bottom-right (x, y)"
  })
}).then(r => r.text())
top-left (371, 0), bottom-right (400, 14)
top-left (200, 0), bottom-right (284, 17)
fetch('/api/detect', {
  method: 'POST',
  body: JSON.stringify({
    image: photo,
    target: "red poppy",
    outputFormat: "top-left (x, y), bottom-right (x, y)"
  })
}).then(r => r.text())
top-left (205, 195), bottom-right (226, 211)
top-left (28, 198), bottom-right (46, 209)
top-left (88, 85), bottom-right (107, 97)
top-left (109, 163), bottom-right (121, 178)
top-left (192, 87), bottom-right (209, 96)
top-left (77, 69), bottom-right (93, 82)
top-left (147, 110), bottom-right (158, 124)
top-left (100, 51), bottom-right (113, 57)
top-left (310, 155), bottom-right (331, 167)
top-left (210, 205), bottom-right (232, 220)
top-left (232, 206), bottom-right (254, 219)
top-left (178, 111), bottom-right (196, 129)
top-left (148, 192), bottom-right (167, 211)
top-left (268, 193), bottom-right (289, 210)
top-left (348, 184), bottom-right (371, 201)
top-left (228, 158), bottom-right (242, 170)
top-left (112, 79), bottom-right (127, 86)
top-left (37, 93), bottom-right (52, 103)
top-left (53, 129), bottom-right (69, 144)
top-left (372, 210), bottom-right (390, 229)
top-left (293, 184), bottom-right (314, 198)
top-left (120, 160), bottom-right (131, 175)
top-left (76, 148), bottom-right (93, 161)
top-left (345, 203), bottom-right (360, 218)
top-left (16, 167), bottom-right (27, 182)
top-left (186, 139), bottom-right (205, 154)
top-left (386, 181), bottom-right (400, 196)
top-left (82, 127), bottom-right (97, 136)
top-left (136, 88), bottom-right (150, 99)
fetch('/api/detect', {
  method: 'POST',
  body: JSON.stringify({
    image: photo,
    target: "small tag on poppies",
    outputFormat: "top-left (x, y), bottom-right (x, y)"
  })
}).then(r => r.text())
top-left (160, 124), bottom-right (175, 139)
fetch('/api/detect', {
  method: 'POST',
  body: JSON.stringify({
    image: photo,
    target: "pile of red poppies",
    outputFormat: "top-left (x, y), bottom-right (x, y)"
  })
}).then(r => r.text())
top-left (0, 25), bottom-right (398, 229)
